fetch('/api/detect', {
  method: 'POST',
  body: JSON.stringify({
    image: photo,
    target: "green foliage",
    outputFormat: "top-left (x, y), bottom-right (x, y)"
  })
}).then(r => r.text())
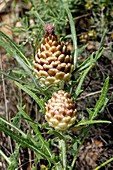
top-left (0, 115), bottom-right (55, 165)
top-left (0, 145), bottom-right (19, 170)
top-left (0, 0), bottom-right (112, 169)
top-left (88, 77), bottom-right (109, 119)
top-left (15, 82), bottom-right (45, 113)
top-left (7, 144), bottom-right (20, 170)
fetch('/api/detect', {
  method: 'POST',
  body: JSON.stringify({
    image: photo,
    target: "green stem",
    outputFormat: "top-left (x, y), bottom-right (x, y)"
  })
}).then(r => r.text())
top-left (70, 125), bottom-right (91, 170)
top-left (94, 158), bottom-right (113, 170)
top-left (59, 139), bottom-right (67, 170)
top-left (0, 150), bottom-right (11, 165)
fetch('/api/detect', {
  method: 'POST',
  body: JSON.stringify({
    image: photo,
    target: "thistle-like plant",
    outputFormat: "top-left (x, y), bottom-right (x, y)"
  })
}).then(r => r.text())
top-left (0, 1), bottom-right (111, 170)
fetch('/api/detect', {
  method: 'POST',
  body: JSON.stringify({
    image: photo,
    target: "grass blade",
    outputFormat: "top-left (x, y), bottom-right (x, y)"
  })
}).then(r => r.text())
top-left (63, 0), bottom-right (78, 69)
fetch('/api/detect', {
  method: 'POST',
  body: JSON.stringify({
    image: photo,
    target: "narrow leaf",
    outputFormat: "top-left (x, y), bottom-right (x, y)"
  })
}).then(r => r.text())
top-left (0, 31), bottom-right (31, 68)
top-left (91, 77), bottom-right (109, 119)
top-left (75, 65), bottom-right (92, 98)
top-left (0, 115), bottom-right (26, 138)
top-left (17, 106), bottom-right (53, 158)
top-left (74, 120), bottom-right (111, 127)
top-left (63, 0), bottom-right (78, 69)
top-left (15, 81), bottom-right (45, 113)
top-left (0, 123), bottom-right (54, 164)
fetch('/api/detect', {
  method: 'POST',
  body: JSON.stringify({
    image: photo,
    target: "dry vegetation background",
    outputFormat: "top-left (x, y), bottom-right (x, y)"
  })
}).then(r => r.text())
top-left (0, 0), bottom-right (113, 170)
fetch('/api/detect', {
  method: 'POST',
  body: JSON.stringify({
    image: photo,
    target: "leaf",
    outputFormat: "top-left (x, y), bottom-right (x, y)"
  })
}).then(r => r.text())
top-left (15, 81), bottom-right (45, 113)
top-left (0, 150), bottom-right (11, 166)
top-left (0, 31), bottom-right (43, 93)
top-left (0, 70), bottom-right (26, 84)
top-left (0, 38), bottom-right (16, 57)
top-left (0, 31), bottom-right (31, 68)
top-left (77, 52), bottom-right (95, 72)
top-left (75, 65), bottom-right (92, 98)
top-left (86, 108), bottom-right (94, 119)
top-left (12, 69), bottom-right (28, 76)
top-left (74, 119), bottom-right (111, 127)
top-left (63, 1), bottom-right (78, 69)
top-left (0, 120), bottom-right (54, 164)
top-left (52, 162), bottom-right (64, 170)
top-left (17, 106), bottom-right (53, 158)
top-left (0, 115), bottom-right (26, 138)
top-left (75, 48), bottom-right (104, 98)
top-left (91, 77), bottom-right (109, 119)
top-left (11, 111), bottom-right (22, 126)
top-left (0, 70), bottom-right (41, 94)
top-left (8, 144), bottom-right (20, 170)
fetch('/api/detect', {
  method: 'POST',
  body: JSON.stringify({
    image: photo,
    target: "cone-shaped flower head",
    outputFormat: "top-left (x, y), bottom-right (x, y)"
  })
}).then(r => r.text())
top-left (45, 90), bottom-right (77, 130)
top-left (34, 23), bottom-right (74, 85)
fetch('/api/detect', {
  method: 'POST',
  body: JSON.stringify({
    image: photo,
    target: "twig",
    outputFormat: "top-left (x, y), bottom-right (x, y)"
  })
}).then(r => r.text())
top-left (77, 87), bottom-right (113, 101)
top-left (74, 13), bottom-right (90, 20)
top-left (0, 55), bottom-right (13, 153)
top-left (0, 56), bottom-right (8, 121)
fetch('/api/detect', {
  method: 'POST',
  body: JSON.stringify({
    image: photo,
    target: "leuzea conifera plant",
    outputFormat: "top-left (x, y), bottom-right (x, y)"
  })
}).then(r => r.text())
top-left (34, 23), bottom-right (74, 86)
top-left (45, 90), bottom-right (77, 130)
